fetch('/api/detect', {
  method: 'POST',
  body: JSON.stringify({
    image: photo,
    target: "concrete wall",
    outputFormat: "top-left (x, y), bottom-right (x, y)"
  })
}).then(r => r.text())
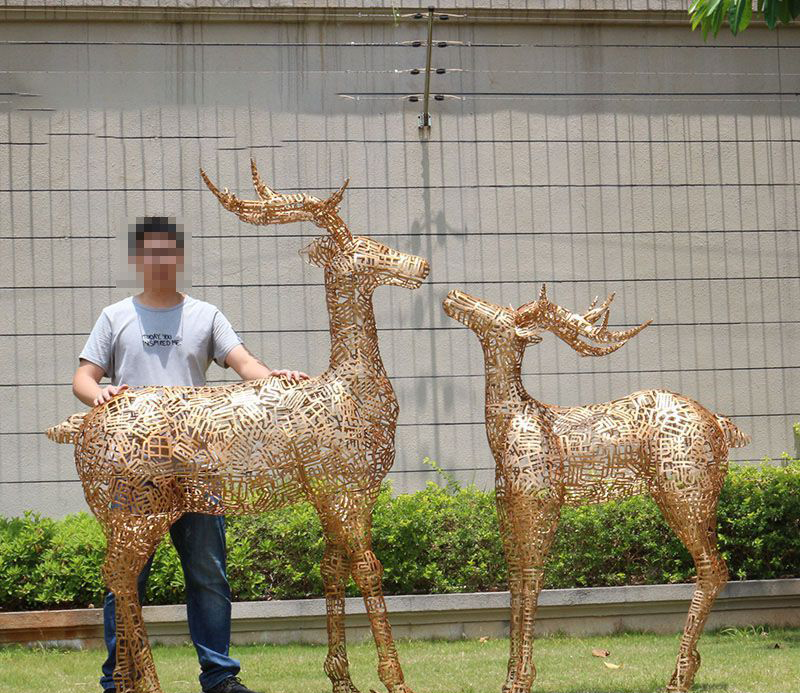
top-left (1, 6), bottom-right (798, 517)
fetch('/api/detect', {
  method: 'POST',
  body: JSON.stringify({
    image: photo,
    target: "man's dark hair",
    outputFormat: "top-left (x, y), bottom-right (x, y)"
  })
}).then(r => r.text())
top-left (128, 216), bottom-right (184, 255)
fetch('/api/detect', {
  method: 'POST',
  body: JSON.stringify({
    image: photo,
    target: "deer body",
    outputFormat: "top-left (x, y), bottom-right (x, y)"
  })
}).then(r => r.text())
top-left (493, 390), bottom-right (737, 507)
top-left (47, 160), bottom-right (428, 693)
top-left (444, 286), bottom-right (749, 693)
top-left (74, 358), bottom-right (393, 518)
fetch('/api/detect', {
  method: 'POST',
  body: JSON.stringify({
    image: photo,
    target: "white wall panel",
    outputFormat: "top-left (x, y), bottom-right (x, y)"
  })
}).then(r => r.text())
top-left (0, 13), bottom-right (798, 515)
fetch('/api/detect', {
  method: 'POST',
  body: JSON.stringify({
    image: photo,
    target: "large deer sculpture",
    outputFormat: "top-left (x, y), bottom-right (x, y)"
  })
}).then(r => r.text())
top-left (46, 159), bottom-right (429, 693)
top-left (442, 286), bottom-right (750, 693)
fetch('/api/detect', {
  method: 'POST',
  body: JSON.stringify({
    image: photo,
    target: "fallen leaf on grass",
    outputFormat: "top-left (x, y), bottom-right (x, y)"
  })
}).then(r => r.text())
top-left (479, 636), bottom-right (489, 643)
top-left (603, 661), bottom-right (623, 669)
top-left (592, 648), bottom-right (610, 658)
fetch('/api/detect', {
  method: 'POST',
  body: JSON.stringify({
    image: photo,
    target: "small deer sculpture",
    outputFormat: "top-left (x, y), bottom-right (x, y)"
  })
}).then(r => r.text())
top-left (442, 285), bottom-right (750, 693)
top-left (46, 159), bottom-right (429, 693)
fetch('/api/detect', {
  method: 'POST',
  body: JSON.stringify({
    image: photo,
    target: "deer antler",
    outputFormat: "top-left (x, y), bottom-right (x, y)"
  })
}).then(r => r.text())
top-left (518, 284), bottom-right (651, 356)
top-left (583, 292), bottom-right (615, 325)
top-left (199, 158), bottom-right (352, 246)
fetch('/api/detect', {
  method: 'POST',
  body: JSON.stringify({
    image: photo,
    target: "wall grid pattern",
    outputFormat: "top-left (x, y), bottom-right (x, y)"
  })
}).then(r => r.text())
top-left (0, 5), bottom-right (798, 516)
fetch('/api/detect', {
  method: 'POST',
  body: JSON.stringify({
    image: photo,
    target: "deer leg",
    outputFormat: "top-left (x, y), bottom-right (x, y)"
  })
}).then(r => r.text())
top-left (320, 539), bottom-right (361, 693)
top-left (102, 514), bottom-right (174, 693)
top-left (654, 487), bottom-right (727, 692)
top-left (342, 517), bottom-right (411, 693)
top-left (496, 498), bottom-right (522, 692)
top-left (503, 496), bottom-right (560, 693)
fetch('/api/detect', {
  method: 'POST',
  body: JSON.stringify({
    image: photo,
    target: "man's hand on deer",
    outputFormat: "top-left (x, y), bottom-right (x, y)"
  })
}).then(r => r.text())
top-left (93, 383), bottom-right (129, 407)
top-left (270, 368), bottom-right (309, 381)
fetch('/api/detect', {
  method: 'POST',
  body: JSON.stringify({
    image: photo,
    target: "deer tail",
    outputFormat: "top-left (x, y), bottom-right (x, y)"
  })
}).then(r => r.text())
top-left (715, 415), bottom-right (751, 449)
top-left (45, 412), bottom-right (87, 444)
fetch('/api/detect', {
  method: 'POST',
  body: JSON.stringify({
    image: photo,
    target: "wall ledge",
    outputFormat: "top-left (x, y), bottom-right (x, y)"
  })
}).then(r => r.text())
top-left (2, 578), bottom-right (798, 648)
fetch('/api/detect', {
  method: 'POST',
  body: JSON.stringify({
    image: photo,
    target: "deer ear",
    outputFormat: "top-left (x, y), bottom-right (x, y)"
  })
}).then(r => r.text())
top-left (514, 323), bottom-right (543, 343)
top-left (299, 236), bottom-right (337, 267)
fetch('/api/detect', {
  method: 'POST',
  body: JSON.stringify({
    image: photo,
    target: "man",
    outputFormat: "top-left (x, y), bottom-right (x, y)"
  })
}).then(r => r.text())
top-left (71, 216), bottom-right (308, 693)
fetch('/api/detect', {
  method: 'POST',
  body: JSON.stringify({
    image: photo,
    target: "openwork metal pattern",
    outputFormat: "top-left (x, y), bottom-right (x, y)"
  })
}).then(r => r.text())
top-left (46, 159), bottom-right (429, 693)
top-left (443, 285), bottom-right (750, 693)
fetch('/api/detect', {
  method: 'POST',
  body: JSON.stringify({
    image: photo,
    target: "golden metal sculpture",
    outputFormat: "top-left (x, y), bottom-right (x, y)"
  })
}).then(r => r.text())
top-left (442, 285), bottom-right (750, 693)
top-left (46, 159), bottom-right (429, 693)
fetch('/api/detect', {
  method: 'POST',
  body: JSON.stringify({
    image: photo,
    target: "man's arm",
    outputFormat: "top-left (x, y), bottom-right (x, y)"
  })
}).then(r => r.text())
top-left (72, 359), bottom-right (128, 407)
top-left (224, 344), bottom-right (309, 382)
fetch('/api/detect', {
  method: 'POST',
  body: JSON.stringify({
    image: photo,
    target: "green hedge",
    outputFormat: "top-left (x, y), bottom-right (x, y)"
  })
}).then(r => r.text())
top-left (1, 460), bottom-right (799, 611)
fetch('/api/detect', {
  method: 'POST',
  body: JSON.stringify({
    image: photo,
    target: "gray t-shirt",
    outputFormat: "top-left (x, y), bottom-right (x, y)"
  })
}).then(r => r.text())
top-left (79, 294), bottom-right (243, 386)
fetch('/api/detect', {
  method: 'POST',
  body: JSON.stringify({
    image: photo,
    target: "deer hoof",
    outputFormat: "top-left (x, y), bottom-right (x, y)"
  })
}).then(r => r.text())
top-left (333, 680), bottom-right (361, 693)
top-left (667, 649), bottom-right (700, 692)
top-left (334, 684), bottom-right (361, 693)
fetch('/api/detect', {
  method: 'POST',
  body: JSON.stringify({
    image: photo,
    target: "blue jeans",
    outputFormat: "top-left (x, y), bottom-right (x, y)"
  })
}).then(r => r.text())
top-left (100, 513), bottom-right (240, 691)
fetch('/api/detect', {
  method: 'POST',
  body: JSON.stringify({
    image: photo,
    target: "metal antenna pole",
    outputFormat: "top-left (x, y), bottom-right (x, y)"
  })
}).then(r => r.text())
top-left (418, 5), bottom-right (435, 130)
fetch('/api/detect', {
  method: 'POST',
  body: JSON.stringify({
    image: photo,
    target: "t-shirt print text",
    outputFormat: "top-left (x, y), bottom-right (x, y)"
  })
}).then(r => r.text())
top-left (142, 333), bottom-right (182, 347)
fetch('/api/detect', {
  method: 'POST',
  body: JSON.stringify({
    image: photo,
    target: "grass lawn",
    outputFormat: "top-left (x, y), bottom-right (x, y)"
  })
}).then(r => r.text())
top-left (0, 627), bottom-right (798, 693)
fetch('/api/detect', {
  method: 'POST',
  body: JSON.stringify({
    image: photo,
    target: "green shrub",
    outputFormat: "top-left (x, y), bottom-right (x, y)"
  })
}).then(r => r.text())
top-left (0, 461), bottom-right (798, 611)
top-left (0, 512), bottom-right (57, 610)
top-left (0, 512), bottom-right (105, 610)
top-left (226, 498), bottom-right (325, 601)
top-left (717, 460), bottom-right (800, 580)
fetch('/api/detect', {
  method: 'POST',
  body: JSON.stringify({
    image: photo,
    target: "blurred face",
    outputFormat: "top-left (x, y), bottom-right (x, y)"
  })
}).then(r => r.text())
top-left (129, 231), bottom-right (184, 290)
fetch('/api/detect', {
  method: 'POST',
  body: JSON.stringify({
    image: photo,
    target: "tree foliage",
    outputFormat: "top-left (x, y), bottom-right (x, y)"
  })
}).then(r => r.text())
top-left (689, 0), bottom-right (800, 39)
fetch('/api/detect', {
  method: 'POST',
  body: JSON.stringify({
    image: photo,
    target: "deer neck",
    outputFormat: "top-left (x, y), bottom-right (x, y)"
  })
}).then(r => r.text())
top-left (480, 339), bottom-right (528, 452)
top-left (325, 270), bottom-right (386, 378)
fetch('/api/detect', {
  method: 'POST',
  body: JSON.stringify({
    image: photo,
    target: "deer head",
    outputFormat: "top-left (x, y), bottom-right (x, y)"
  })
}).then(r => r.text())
top-left (200, 159), bottom-right (429, 290)
top-left (443, 285), bottom-right (651, 356)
